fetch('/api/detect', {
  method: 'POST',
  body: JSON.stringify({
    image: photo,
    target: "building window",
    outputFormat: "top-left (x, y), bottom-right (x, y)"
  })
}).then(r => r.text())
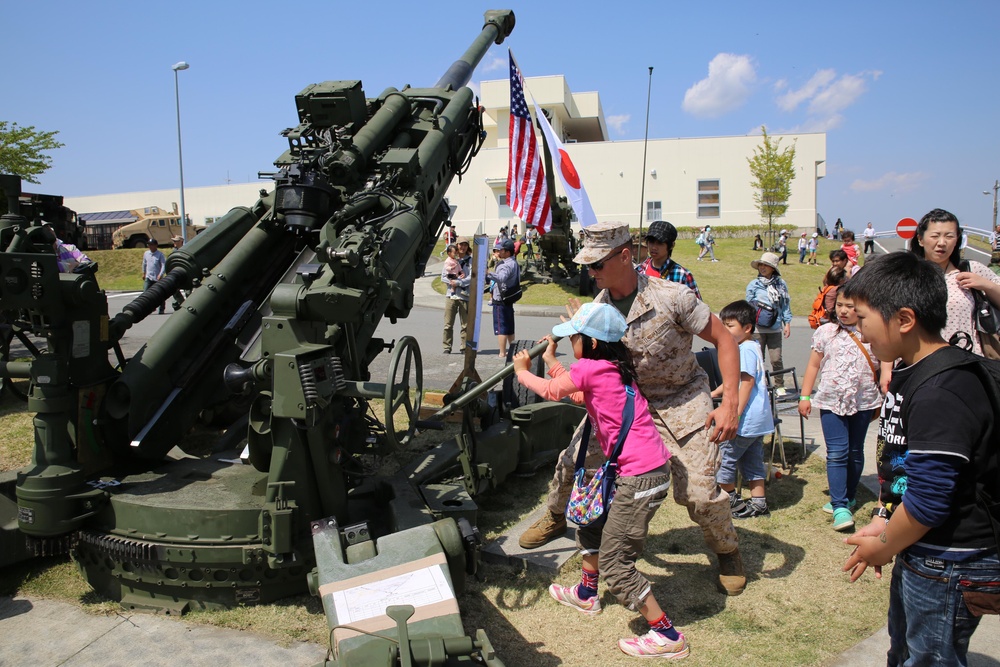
top-left (498, 193), bottom-right (513, 219)
top-left (698, 180), bottom-right (720, 218)
top-left (646, 201), bottom-right (662, 222)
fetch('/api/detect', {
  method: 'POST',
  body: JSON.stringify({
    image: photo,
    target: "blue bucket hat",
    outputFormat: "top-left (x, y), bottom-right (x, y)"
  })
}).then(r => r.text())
top-left (551, 302), bottom-right (628, 342)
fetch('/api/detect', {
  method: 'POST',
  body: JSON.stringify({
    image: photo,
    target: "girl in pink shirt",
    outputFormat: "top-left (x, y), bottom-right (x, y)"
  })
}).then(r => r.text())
top-left (513, 302), bottom-right (686, 659)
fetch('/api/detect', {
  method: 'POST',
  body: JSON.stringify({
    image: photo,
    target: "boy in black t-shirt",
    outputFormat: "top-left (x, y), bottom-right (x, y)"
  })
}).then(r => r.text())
top-left (840, 252), bottom-right (999, 666)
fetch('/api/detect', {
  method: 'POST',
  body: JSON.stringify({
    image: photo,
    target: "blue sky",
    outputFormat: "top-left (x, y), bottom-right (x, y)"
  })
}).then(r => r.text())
top-left (5, 1), bottom-right (999, 232)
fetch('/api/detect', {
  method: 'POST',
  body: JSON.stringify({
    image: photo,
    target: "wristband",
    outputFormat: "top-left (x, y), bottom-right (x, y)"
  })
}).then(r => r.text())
top-left (870, 506), bottom-right (890, 520)
top-left (798, 396), bottom-right (811, 401)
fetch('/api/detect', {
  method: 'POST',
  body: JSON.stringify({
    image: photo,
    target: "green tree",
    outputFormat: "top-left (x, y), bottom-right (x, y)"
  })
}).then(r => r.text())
top-left (747, 126), bottom-right (796, 246)
top-left (0, 121), bottom-right (64, 184)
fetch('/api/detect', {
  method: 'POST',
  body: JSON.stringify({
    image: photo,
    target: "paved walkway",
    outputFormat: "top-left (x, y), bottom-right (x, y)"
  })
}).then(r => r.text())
top-left (2, 263), bottom-right (998, 666)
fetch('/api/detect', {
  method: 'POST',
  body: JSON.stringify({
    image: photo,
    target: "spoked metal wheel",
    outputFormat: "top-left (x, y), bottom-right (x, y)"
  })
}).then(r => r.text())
top-left (383, 335), bottom-right (423, 450)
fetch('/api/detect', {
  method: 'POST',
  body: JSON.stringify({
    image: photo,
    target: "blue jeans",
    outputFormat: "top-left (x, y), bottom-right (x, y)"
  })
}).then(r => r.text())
top-left (717, 435), bottom-right (766, 485)
top-left (819, 409), bottom-right (872, 510)
top-left (799, 247), bottom-right (807, 262)
top-left (888, 549), bottom-right (1000, 666)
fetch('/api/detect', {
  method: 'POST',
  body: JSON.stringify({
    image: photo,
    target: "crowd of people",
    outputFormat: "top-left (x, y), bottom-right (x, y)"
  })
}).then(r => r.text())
top-left (441, 213), bottom-right (1000, 662)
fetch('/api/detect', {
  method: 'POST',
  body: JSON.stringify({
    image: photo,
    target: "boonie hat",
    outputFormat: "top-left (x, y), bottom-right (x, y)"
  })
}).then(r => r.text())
top-left (171, 236), bottom-right (183, 242)
top-left (552, 302), bottom-right (628, 343)
top-left (644, 220), bottom-right (677, 245)
top-left (456, 236), bottom-right (470, 245)
top-left (501, 239), bottom-right (515, 253)
top-left (812, 232), bottom-right (819, 238)
top-left (574, 221), bottom-right (632, 265)
top-left (751, 252), bottom-right (781, 273)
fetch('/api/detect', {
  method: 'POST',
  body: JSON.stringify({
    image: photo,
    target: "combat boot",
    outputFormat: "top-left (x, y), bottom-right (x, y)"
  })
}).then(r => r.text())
top-left (716, 548), bottom-right (746, 596)
top-left (518, 510), bottom-right (567, 549)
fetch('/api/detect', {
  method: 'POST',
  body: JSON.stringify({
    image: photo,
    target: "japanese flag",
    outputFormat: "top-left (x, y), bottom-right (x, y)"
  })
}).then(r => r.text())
top-left (531, 99), bottom-right (598, 228)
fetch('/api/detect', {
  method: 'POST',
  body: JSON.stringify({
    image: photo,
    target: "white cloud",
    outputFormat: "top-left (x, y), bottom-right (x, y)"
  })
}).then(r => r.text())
top-left (481, 53), bottom-right (506, 73)
top-left (467, 80), bottom-right (481, 100)
top-left (776, 69), bottom-right (836, 111)
top-left (777, 114), bottom-right (845, 133)
top-left (850, 171), bottom-right (930, 193)
top-left (808, 73), bottom-right (867, 115)
top-left (682, 53), bottom-right (756, 118)
top-left (773, 68), bottom-right (879, 133)
top-left (606, 114), bottom-right (630, 135)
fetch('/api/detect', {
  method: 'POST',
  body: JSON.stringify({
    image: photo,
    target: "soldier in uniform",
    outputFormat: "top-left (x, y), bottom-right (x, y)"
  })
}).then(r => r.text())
top-left (519, 221), bottom-right (747, 596)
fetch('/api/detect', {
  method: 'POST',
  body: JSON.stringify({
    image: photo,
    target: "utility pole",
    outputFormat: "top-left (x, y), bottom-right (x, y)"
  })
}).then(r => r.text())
top-left (638, 67), bottom-right (653, 241)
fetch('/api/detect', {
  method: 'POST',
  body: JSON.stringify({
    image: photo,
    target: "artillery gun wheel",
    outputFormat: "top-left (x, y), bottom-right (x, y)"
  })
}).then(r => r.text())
top-left (384, 335), bottom-right (423, 450)
top-left (502, 339), bottom-right (545, 409)
top-left (0, 321), bottom-right (41, 401)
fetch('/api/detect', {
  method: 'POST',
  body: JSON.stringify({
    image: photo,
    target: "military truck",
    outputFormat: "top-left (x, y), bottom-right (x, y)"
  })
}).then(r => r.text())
top-left (110, 204), bottom-right (198, 248)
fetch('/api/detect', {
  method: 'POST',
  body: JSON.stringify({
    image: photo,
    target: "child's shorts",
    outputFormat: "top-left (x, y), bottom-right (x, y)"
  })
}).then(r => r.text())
top-left (717, 434), bottom-right (766, 485)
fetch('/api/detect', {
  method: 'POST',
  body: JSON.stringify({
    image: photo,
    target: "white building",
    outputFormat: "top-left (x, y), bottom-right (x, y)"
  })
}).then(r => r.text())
top-left (66, 75), bottom-right (826, 237)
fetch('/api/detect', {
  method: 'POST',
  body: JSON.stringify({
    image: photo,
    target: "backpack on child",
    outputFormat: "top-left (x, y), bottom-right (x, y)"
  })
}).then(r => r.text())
top-left (899, 345), bottom-right (1000, 555)
top-left (695, 233), bottom-right (705, 246)
top-left (808, 285), bottom-right (838, 329)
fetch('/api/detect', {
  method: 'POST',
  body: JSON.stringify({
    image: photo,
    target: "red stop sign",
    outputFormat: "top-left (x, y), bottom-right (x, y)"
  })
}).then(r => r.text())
top-left (896, 218), bottom-right (918, 239)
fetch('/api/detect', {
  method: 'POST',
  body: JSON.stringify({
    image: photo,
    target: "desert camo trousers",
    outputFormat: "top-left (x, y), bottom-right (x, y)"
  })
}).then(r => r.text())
top-left (545, 410), bottom-right (739, 555)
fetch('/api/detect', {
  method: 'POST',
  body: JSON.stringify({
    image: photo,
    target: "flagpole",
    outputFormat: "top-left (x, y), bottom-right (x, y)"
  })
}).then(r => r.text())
top-left (638, 66), bottom-right (653, 242)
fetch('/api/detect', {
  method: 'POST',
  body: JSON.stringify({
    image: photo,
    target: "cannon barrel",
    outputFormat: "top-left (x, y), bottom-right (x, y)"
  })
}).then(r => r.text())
top-left (434, 10), bottom-right (515, 90)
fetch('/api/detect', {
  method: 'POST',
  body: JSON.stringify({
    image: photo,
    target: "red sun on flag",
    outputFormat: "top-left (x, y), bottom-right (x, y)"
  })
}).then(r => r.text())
top-left (558, 149), bottom-right (581, 189)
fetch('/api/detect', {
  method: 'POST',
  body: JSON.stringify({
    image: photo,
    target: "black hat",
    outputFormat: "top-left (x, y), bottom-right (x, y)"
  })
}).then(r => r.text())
top-left (501, 239), bottom-right (515, 254)
top-left (645, 220), bottom-right (677, 245)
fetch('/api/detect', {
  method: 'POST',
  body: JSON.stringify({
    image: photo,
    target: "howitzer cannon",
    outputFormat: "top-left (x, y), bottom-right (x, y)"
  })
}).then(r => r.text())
top-left (0, 11), bottom-right (587, 666)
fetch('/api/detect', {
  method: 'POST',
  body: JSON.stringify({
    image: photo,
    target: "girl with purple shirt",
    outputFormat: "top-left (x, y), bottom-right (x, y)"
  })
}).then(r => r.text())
top-left (513, 302), bottom-right (687, 660)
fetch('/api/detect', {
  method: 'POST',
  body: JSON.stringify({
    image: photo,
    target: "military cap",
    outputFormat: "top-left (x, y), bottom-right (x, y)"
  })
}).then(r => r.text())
top-left (573, 221), bottom-right (631, 265)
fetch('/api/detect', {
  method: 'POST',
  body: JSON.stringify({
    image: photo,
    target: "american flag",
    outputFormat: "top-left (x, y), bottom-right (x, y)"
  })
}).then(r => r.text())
top-left (507, 51), bottom-right (552, 234)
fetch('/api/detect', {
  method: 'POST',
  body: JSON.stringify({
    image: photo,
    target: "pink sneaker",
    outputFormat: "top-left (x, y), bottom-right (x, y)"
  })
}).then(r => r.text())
top-left (548, 583), bottom-right (601, 616)
top-left (618, 629), bottom-right (689, 659)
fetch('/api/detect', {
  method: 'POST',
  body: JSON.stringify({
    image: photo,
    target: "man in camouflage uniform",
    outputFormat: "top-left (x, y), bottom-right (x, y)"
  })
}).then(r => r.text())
top-left (519, 221), bottom-right (747, 595)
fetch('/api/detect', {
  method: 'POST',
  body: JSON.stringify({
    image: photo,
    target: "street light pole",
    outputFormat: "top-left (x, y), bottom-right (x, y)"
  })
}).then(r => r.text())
top-left (985, 179), bottom-right (999, 235)
top-left (172, 61), bottom-right (190, 243)
top-left (638, 67), bottom-right (653, 241)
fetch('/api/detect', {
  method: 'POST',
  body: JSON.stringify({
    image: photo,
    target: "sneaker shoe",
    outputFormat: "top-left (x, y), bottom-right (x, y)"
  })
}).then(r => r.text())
top-left (822, 499), bottom-right (856, 514)
top-left (832, 507), bottom-right (855, 532)
top-left (518, 510), bottom-right (567, 549)
top-left (548, 583), bottom-right (602, 616)
top-left (618, 630), bottom-right (689, 659)
top-left (733, 500), bottom-right (770, 519)
top-left (711, 259), bottom-right (719, 262)
top-left (728, 492), bottom-right (747, 513)
top-left (775, 387), bottom-right (787, 397)
top-left (716, 549), bottom-right (746, 596)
